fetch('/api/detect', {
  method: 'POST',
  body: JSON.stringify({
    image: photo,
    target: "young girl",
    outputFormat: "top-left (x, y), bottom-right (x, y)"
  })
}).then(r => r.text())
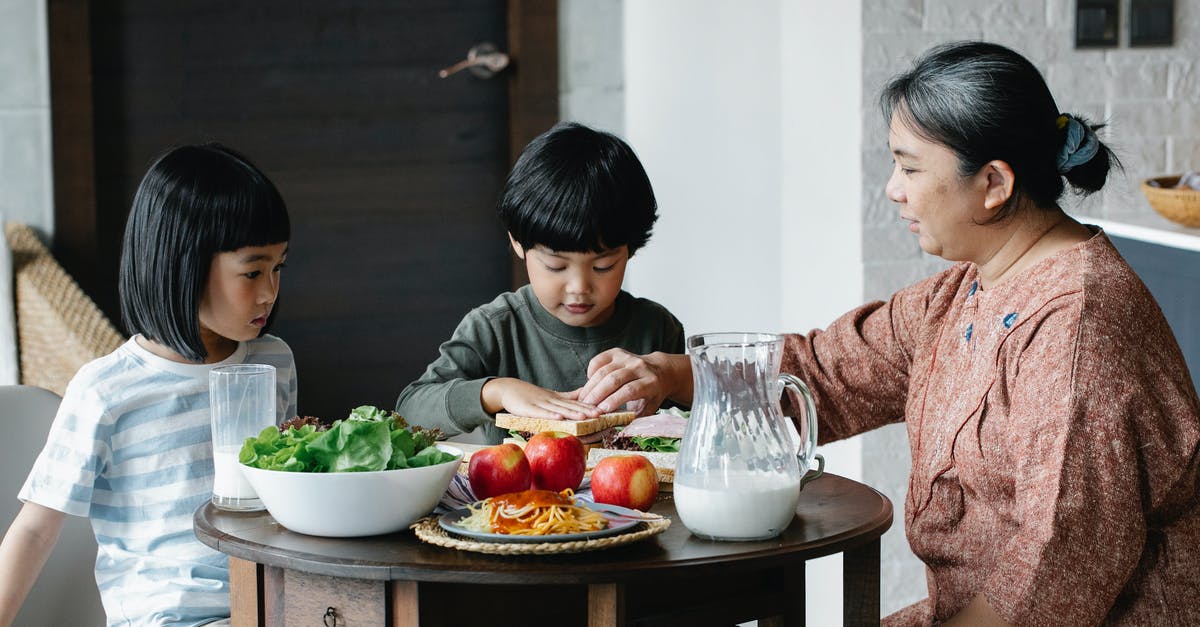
top-left (0, 144), bottom-right (297, 626)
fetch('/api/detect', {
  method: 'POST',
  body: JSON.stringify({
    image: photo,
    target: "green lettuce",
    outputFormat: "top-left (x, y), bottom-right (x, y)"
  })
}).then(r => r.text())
top-left (239, 405), bottom-right (456, 472)
top-left (630, 435), bottom-right (681, 453)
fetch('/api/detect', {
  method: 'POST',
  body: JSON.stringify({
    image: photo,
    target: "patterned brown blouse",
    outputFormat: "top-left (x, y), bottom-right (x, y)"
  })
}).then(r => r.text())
top-left (781, 231), bottom-right (1200, 625)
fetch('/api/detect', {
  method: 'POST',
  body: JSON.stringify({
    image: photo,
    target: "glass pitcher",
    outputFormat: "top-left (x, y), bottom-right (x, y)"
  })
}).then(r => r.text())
top-left (674, 332), bottom-right (825, 541)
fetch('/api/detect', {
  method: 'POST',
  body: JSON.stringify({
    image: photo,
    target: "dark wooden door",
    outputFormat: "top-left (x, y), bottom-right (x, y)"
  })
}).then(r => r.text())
top-left (50, 0), bottom-right (557, 418)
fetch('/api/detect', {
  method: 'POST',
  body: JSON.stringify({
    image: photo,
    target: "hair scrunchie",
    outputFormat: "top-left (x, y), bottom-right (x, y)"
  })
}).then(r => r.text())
top-left (1055, 114), bottom-right (1099, 174)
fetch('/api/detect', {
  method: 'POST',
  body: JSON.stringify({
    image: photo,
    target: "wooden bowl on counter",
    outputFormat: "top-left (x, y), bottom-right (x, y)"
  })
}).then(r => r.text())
top-left (1142, 176), bottom-right (1200, 227)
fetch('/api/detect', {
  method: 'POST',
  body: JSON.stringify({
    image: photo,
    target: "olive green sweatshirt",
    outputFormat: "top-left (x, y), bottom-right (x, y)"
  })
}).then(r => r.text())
top-left (396, 285), bottom-right (685, 443)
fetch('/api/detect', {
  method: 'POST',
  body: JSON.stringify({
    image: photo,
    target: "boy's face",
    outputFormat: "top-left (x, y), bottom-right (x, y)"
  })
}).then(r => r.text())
top-left (510, 235), bottom-right (629, 328)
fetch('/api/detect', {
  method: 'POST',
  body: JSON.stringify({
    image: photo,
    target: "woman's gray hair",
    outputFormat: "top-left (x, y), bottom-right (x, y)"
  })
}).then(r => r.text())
top-left (881, 41), bottom-right (1117, 218)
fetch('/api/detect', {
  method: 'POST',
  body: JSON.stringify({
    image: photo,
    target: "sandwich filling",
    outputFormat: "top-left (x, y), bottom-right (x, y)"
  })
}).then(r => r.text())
top-left (601, 411), bottom-right (688, 453)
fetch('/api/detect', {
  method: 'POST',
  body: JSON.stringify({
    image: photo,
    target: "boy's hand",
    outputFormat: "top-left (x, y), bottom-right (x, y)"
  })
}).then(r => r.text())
top-left (576, 349), bottom-right (694, 415)
top-left (482, 378), bottom-right (602, 421)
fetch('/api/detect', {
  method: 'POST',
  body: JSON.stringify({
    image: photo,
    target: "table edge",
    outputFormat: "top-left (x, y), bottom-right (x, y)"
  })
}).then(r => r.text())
top-left (194, 473), bottom-right (894, 584)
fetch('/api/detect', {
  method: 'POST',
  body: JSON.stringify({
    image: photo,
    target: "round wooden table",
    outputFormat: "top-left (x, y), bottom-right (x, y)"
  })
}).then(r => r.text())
top-left (194, 473), bottom-right (892, 627)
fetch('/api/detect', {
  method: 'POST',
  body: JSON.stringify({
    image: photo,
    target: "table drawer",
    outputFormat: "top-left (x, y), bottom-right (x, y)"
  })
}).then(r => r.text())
top-left (281, 570), bottom-right (385, 626)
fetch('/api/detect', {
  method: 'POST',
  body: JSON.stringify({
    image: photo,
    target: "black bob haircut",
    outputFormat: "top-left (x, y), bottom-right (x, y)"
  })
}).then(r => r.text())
top-left (881, 41), bottom-right (1119, 221)
top-left (119, 143), bottom-right (290, 362)
top-left (498, 122), bottom-right (658, 255)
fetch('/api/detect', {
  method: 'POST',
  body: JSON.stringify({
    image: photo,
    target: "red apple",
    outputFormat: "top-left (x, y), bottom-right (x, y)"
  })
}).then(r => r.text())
top-left (468, 443), bottom-right (531, 499)
top-left (591, 455), bottom-right (659, 511)
top-left (524, 431), bottom-right (586, 492)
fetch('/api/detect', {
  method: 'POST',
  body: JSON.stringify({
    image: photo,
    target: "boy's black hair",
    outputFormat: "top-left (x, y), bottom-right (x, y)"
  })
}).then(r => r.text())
top-left (119, 143), bottom-right (290, 362)
top-left (498, 122), bottom-right (658, 254)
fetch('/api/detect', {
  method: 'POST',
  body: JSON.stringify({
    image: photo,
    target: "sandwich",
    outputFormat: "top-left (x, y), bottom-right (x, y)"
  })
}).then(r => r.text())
top-left (586, 409), bottom-right (689, 487)
top-left (496, 411), bottom-right (637, 452)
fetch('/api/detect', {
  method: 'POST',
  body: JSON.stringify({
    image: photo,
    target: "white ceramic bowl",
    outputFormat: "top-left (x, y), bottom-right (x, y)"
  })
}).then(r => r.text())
top-left (240, 444), bottom-right (463, 537)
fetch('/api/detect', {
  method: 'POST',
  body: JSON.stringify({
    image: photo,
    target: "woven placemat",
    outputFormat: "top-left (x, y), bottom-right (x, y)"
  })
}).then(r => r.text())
top-left (411, 516), bottom-right (671, 555)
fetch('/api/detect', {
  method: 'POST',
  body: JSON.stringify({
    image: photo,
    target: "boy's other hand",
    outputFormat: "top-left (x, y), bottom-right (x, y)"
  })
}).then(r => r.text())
top-left (482, 378), bottom-right (601, 421)
top-left (577, 349), bottom-right (693, 415)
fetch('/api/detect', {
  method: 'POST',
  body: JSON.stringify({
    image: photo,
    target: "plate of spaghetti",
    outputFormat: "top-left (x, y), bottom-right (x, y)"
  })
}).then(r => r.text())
top-left (439, 488), bottom-right (641, 543)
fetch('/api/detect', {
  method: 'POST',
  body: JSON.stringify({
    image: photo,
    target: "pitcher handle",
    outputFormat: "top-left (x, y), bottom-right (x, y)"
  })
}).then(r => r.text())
top-left (801, 453), bottom-right (825, 489)
top-left (778, 373), bottom-right (824, 487)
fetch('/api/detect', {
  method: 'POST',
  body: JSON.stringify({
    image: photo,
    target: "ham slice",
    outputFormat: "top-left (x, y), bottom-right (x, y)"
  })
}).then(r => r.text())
top-left (613, 413), bottom-right (688, 440)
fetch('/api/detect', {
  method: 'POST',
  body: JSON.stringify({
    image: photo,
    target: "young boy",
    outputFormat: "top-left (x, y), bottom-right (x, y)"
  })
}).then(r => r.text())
top-left (397, 122), bottom-right (685, 444)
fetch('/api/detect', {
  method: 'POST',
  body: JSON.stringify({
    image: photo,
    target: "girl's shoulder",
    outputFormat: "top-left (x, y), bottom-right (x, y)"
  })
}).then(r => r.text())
top-left (60, 338), bottom-right (176, 420)
top-left (243, 334), bottom-right (295, 365)
top-left (69, 338), bottom-right (146, 387)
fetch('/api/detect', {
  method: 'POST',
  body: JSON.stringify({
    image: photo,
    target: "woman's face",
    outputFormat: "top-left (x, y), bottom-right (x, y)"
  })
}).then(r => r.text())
top-left (885, 114), bottom-right (993, 262)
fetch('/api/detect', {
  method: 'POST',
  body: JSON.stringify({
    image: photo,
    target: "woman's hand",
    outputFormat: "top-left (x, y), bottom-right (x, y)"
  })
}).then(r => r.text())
top-left (942, 594), bottom-right (1011, 627)
top-left (481, 377), bottom-right (601, 421)
top-left (575, 349), bottom-right (694, 415)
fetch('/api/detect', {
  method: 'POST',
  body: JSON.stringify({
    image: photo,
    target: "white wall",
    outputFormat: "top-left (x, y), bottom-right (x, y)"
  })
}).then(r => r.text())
top-left (623, 2), bottom-right (864, 624)
top-left (0, 0), bottom-right (54, 235)
top-left (623, 1), bottom-right (783, 335)
top-left (0, 0), bottom-right (53, 386)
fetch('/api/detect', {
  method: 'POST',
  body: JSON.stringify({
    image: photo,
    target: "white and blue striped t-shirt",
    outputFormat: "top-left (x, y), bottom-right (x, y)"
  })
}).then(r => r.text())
top-left (20, 335), bottom-right (297, 627)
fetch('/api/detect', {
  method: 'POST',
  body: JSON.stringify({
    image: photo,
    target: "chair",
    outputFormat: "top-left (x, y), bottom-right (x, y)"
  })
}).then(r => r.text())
top-left (0, 385), bottom-right (106, 625)
top-left (5, 223), bottom-right (124, 395)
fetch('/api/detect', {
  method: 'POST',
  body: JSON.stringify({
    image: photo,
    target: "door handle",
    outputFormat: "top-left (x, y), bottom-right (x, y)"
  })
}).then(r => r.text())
top-left (438, 42), bottom-right (510, 79)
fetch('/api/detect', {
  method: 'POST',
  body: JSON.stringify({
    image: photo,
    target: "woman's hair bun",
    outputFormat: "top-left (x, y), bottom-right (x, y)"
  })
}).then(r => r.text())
top-left (1058, 114), bottom-right (1119, 195)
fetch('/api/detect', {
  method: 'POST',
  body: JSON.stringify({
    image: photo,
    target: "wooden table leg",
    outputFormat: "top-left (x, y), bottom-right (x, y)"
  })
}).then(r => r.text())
top-left (229, 557), bottom-right (261, 627)
top-left (759, 561), bottom-right (805, 627)
top-left (588, 582), bottom-right (625, 627)
top-left (843, 539), bottom-right (881, 627)
top-left (261, 566), bottom-right (284, 627)
top-left (391, 581), bottom-right (420, 626)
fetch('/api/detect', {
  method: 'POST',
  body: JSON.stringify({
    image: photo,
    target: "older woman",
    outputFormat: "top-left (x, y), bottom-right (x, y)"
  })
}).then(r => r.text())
top-left (577, 42), bottom-right (1200, 625)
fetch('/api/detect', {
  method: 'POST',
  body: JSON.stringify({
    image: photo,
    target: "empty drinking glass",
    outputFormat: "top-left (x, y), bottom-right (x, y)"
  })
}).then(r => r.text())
top-left (209, 364), bottom-right (276, 511)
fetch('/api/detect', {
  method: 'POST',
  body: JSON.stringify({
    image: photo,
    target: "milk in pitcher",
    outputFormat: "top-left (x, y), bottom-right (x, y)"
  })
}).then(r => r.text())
top-left (674, 472), bottom-right (800, 541)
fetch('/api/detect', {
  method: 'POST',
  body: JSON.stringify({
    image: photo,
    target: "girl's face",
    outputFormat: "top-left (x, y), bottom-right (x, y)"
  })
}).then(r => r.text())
top-left (199, 242), bottom-right (288, 355)
top-left (885, 113), bottom-right (994, 262)
top-left (511, 236), bottom-right (629, 328)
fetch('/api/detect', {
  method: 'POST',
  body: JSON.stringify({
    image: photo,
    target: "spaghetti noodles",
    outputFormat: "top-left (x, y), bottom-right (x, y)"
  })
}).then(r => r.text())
top-left (457, 489), bottom-right (608, 535)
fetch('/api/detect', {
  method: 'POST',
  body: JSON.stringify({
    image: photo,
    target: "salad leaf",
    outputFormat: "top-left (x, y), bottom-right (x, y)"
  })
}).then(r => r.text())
top-left (239, 405), bottom-right (457, 472)
top-left (390, 429), bottom-right (416, 467)
top-left (239, 424), bottom-right (326, 471)
top-left (408, 445), bottom-right (447, 468)
top-left (305, 419), bottom-right (392, 472)
top-left (348, 404), bottom-right (400, 424)
top-left (630, 436), bottom-right (681, 453)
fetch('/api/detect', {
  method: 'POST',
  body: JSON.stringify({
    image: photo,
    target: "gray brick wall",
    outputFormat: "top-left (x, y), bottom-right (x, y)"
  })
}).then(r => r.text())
top-left (0, 0), bottom-right (53, 236)
top-left (861, 0), bottom-right (1200, 616)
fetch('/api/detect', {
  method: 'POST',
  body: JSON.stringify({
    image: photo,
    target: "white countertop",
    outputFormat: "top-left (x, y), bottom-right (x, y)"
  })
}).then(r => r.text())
top-left (1073, 211), bottom-right (1200, 253)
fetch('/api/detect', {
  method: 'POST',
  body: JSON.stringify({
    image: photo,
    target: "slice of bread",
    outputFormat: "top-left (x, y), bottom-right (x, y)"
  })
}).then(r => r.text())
top-left (495, 411), bottom-right (636, 437)
top-left (586, 447), bottom-right (677, 485)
